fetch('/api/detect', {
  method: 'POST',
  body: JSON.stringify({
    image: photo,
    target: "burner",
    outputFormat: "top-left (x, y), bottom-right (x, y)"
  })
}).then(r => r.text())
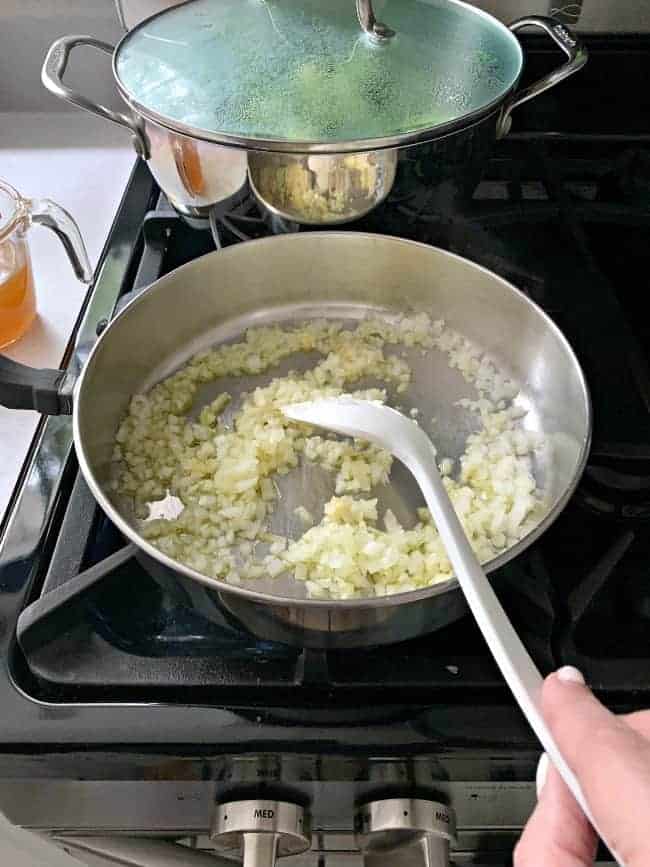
top-left (575, 453), bottom-right (650, 520)
top-left (263, 211), bottom-right (302, 235)
top-left (213, 194), bottom-right (273, 244)
top-left (558, 525), bottom-right (650, 670)
top-left (600, 148), bottom-right (650, 205)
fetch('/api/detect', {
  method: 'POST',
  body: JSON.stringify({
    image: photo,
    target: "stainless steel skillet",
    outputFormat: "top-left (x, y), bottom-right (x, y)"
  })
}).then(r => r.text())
top-left (0, 233), bottom-right (591, 648)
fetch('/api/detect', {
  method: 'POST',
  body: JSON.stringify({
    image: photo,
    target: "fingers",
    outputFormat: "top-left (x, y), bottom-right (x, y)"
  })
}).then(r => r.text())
top-left (516, 671), bottom-right (650, 865)
top-left (514, 752), bottom-right (597, 867)
top-left (542, 667), bottom-right (650, 865)
top-left (622, 710), bottom-right (650, 740)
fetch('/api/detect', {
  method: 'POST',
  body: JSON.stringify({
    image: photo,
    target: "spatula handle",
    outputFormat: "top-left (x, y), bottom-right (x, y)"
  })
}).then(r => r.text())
top-left (411, 449), bottom-right (625, 867)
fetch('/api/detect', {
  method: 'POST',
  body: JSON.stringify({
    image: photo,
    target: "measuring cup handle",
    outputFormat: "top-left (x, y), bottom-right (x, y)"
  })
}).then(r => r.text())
top-left (27, 198), bottom-right (93, 283)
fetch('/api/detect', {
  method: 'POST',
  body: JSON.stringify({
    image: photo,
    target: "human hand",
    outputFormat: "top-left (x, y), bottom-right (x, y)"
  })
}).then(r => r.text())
top-left (514, 666), bottom-right (650, 866)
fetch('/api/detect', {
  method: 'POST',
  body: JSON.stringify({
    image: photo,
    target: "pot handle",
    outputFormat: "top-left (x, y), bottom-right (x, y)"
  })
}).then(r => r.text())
top-left (0, 355), bottom-right (74, 414)
top-left (499, 16), bottom-right (588, 138)
top-left (41, 35), bottom-right (150, 159)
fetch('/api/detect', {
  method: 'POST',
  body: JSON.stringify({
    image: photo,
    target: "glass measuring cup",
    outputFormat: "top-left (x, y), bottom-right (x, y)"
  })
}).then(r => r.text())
top-left (0, 179), bottom-right (92, 350)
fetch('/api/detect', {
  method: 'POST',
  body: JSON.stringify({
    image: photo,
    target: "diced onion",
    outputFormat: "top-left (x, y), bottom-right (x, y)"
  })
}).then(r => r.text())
top-left (114, 314), bottom-right (545, 599)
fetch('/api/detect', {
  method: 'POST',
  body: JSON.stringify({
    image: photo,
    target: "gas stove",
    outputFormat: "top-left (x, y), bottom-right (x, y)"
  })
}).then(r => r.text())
top-left (1, 37), bottom-right (650, 867)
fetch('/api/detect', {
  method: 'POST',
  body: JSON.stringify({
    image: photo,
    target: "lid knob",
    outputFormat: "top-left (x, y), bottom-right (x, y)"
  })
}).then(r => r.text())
top-left (356, 0), bottom-right (395, 40)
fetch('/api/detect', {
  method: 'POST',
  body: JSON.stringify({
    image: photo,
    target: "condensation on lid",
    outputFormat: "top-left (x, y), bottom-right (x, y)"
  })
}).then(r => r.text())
top-left (114, 0), bottom-right (523, 146)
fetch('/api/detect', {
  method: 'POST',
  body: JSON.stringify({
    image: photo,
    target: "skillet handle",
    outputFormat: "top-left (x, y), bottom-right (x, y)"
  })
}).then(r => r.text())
top-left (41, 35), bottom-right (150, 159)
top-left (0, 355), bottom-right (74, 414)
top-left (499, 17), bottom-right (588, 138)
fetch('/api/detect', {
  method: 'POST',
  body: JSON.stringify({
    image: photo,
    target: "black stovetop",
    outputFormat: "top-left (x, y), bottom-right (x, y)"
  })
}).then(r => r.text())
top-left (1, 37), bottom-right (650, 751)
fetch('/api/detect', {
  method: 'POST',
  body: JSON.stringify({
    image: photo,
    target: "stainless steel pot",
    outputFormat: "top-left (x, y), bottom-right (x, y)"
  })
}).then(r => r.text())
top-left (0, 234), bottom-right (591, 649)
top-left (41, 12), bottom-right (586, 225)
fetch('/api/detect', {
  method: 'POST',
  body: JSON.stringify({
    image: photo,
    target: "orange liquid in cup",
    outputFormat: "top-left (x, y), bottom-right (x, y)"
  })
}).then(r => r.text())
top-left (0, 238), bottom-right (36, 349)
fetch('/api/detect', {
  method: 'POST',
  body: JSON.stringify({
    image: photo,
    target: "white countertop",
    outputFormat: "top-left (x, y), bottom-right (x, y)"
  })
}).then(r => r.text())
top-left (0, 112), bottom-right (135, 524)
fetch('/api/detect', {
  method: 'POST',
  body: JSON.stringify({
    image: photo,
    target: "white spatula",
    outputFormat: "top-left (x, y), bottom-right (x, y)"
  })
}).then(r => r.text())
top-left (282, 398), bottom-right (623, 865)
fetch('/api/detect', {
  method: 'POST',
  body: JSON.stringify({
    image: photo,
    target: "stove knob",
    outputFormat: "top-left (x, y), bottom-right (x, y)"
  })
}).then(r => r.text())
top-left (356, 798), bottom-right (456, 867)
top-left (211, 800), bottom-right (310, 867)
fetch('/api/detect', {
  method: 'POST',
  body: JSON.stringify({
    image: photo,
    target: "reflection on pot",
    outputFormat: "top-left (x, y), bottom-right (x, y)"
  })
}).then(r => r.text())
top-left (391, 112), bottom-right (499, 214)
top-left (145, 125), bottom-right (249, 217)
top-left (247, 150), bottom-right (398, 226)
top-left (171, 136), bottom-right (206, 199)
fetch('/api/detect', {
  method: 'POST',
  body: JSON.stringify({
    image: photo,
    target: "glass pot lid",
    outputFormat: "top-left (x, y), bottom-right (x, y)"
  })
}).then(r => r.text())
top-left (114, 0), bottom-right (523, 150)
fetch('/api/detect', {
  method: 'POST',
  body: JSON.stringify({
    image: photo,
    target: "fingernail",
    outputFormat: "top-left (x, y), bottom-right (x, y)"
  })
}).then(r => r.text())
top-left (556, 665), bottom-right (585, 685)
top-left (536, 752), bottom-right (549, 798)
